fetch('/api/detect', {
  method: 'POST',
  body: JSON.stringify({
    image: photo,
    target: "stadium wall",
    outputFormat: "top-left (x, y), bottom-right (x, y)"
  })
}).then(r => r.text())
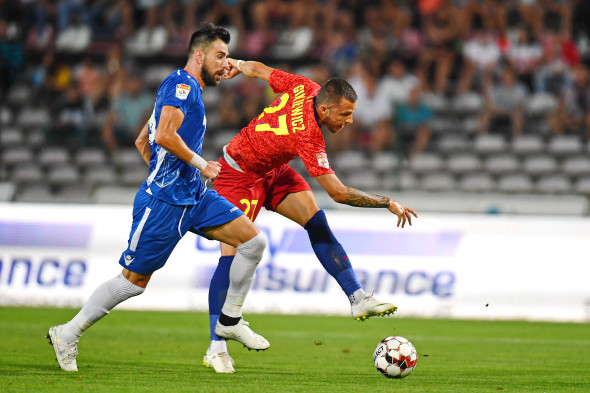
top-left (0, 202), bottom-right (589, 323)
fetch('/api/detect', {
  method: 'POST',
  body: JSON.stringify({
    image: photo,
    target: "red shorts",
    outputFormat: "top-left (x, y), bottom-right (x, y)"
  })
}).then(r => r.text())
top-left (214, 158), bottom-right (312, 222)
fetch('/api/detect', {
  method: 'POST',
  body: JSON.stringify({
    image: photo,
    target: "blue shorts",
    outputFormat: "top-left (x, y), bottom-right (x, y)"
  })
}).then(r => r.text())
top-left (119, 189), bottom-right (243, 275)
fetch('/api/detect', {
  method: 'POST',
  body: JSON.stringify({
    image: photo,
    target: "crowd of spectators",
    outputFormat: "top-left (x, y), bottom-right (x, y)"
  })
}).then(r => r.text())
top-left (1, 0), bottom-right (590, 200)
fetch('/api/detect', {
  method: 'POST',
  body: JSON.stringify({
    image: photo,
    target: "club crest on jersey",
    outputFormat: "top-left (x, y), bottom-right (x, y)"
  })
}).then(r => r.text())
top-left (176, 83), bottom-right (190, 100)
top-left (316, 152), bottom-right (329, 168)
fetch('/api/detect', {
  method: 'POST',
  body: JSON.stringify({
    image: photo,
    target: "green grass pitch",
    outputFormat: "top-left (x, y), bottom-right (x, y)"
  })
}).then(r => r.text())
top-left (1, 307), bottom-right (589, 393)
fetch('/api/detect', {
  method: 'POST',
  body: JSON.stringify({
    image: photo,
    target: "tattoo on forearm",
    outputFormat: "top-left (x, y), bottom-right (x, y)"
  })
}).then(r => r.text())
top-left (345, 187), bottom-right (390, 208)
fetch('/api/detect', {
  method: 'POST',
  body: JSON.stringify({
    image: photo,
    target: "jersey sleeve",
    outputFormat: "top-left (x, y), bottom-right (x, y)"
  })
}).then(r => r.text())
top-left (269, 69), bottom-right (316, 94)
top-left (297, 137), bottom-right (335, 177)
top-left (161, 76), bottom-right (196, 115)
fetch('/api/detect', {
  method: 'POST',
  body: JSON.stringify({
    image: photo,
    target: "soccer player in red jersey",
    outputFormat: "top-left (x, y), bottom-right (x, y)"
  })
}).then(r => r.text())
top-left (203, 59), bottom-right (418, 373)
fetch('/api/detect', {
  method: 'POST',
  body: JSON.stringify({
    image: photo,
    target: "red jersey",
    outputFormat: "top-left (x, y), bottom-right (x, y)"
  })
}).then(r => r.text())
top-left (226, 69), bottom-right (335, 178)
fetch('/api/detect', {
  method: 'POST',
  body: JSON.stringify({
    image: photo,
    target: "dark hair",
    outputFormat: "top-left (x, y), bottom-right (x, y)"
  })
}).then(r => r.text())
top-left (316, 78), bottom-right (357, 106)
top-left (188, 23), bottom-right (230, 57)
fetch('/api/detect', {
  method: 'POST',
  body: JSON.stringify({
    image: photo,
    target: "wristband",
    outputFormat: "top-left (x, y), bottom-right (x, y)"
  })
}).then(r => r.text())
top-left (189, 153), bottom-right (208, 172)
top-left (236, 60), bottom-right (244, 72)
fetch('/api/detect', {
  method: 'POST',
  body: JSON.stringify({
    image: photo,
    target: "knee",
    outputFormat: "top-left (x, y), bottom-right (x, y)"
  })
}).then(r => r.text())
top-left (237, 232), bottom-right (266, 263)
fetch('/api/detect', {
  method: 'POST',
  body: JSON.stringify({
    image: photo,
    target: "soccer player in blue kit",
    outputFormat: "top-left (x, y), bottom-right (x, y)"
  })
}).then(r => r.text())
top-left (47, 23), bottom-right (269, 372)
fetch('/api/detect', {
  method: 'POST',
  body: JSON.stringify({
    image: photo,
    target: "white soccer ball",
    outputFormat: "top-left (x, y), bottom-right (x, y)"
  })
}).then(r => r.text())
top-left (373, 336), bottom-right (418, 379)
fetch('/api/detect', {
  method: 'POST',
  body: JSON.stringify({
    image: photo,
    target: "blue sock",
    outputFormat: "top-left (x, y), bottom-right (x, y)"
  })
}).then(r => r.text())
top-left (208, 255), bottom-right (233, 341)
top-left (304, 210), bottom-right (361, 297)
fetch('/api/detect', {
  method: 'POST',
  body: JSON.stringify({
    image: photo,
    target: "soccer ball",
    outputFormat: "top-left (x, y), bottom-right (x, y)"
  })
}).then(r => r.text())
top-left (373, 336), bottom-right (418, 379)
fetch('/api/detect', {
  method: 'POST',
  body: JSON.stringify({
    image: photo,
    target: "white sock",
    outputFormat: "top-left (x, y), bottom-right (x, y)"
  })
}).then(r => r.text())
top-left (208, 340), bottom-right (228, 354)
top-left (221, 233), bottom-right (266, 318)
top-left (60, 273), bottom-right (145, 343)
top-left (349, 288), bottom-right (366, 305)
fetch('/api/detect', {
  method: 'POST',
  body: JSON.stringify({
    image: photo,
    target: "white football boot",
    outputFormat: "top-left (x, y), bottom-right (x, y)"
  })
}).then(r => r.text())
top-left (214, 319), bottom-right (270, 351)
top-left (47, 325), bottom-right (79, 371)
top-left (351, 294), bottom-right (397, 321)
top-left (203, 352), bottom-right (236, 373)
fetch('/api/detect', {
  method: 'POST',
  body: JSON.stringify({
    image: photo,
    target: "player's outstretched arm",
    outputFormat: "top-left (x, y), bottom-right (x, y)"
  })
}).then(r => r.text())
top-left (315, 173), bottom-right (418, 228)
top-left (224, 58), bottom-right (274, 82)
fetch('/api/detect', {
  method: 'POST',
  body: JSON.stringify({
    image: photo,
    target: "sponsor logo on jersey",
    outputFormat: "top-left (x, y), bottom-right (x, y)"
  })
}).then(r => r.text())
top-left (316, 152), bottom-right (329, 168)
top-left (176, 83), bottom-right (190, 100)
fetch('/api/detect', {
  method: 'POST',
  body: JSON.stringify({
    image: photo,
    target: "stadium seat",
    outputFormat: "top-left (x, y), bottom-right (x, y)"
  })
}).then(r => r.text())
top-left (483, 154), bottom-right (521, 175)
top-left (574, 176), bottom-right (590, 195)
top-left (1, 146), bottom-right (34, 168)
top-left (6, 84), bottom-right (32, 106)
top-left (116, 148), bottom-right (146, 167)
top-left (0, 182), bottom-right (15, 201)
top-left (1, 106), bottom-right (12, 125)
top-left (14, 183), bottom-right (54, 203)
top-left (0, 127), bottom-right (23, 148)
top-left (408, 152), bottom-right (444, 174)
top-left (16, 106), bottom-right (50, 128)
top-left (38, 146), bottom-right (70, 167)
top-left (562, 156), bottom-right (590, 178)
top-left (436, 134), bottom-right (472, 155)
top-left (344, 170), bottom-right (382, 190)
top-left (55, 183), bottom-right (94, 203)
top-left (458, 173), bottom-right (495, 193)
top-left (271, 26), bottom-right (314, 59)
top-left (547, 135), bottom-right (583, 156)
top-left (26, 128), bottom-right (47, 149)
top-left (451, 92), bottom-right (483, 116)
top-left (93, 185), bottom-right (138, 204)
top-left (446, 153), bottom-right (481, 175)
top-left (120, 165), bottom-right (149, 187)
top-left (383, 172), bottom-right (418, 191)
top-left (536, 174), bottom-right (572, 194)
top-left (525, 92), bottom-right (558, 117)
top-left (85, 164), bottom-right (118, 187)
top-left (497, 173), bottom-right (534, 193)
top-left (74, 148), bottom-right (108, 169)
top-left (522, 155), bottom-right (558, 177)
top-left (420, 172), bottom-right (456, 192)
top-left (11, 163), bottom-right (44, 185)
top-left (371, 152), bottom-right (401, 174)
top-left (460, 116), bottom-right (480, 134)
top-left (474, 134), bottom-right (507, 156)
top-left (47, 164), bottom-right (81, 186)
top-left (332, 151), bottom-right (370, 174)
top-left (421, 93), bottom-right (449, 114)
top-left (511, 134), bottom-right (545, 156)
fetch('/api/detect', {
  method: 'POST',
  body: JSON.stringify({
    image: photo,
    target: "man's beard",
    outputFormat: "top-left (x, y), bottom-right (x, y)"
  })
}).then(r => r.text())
top-left (201, 63), bottom-right (219, 86)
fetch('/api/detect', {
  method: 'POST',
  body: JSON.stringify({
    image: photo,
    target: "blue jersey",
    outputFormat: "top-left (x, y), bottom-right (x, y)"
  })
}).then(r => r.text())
top-left (144, 69), bottom-right (207, 205)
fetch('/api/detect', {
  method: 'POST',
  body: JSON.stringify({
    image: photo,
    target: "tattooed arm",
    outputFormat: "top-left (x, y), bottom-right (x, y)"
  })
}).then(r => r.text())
top-left (315, 173), bottom-right (418, 228)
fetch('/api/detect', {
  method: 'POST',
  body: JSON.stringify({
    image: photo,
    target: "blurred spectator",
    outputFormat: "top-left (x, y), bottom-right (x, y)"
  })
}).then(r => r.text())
top-left (102, 74), bottom-right (153, 155)
top-left (48, 83), bottom-right (91, 148)
top-left (534, 31), bottom-right (577, 95)
top-left (0, 17), bottom-right (23, 94)
top-left (23, 0), bottom-right (54, 50)
top-left (379, 58), bottom-right (421, 107)
top-left (341, 60), bottom-right (395, 152)
top-left (549, 64), bottom-right (590, 138)
top-left (506, 25), bottom-right (543, 89)
top-left (457, 28), bottom-right (501, 94)
top-left (460, 0), bottom-right (507, 38)
top-left (76, 57), bottom-right (104, 104)
top-left (394, 86), bottom-right (434, 157)
top-left (126, 4), bottom-right (168, 56)
top-left (417, 0), bottom-right (461, 93)
top-left (480, 67), bottom-right (528, 136)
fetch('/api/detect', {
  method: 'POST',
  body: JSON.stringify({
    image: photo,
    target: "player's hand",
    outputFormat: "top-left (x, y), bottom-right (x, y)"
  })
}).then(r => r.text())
top-left (201, 161), bottom-right (221, 181)
top-left (387, 199), bottom-right (418, 228)
top-left (223, 58), bottom-right (241, 80)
